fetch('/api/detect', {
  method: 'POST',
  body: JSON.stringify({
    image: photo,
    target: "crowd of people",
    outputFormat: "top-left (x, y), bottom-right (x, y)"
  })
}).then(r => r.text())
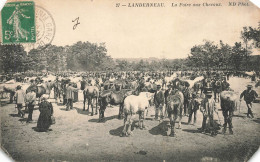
top-left (1, 69), bottom-right (259, 135)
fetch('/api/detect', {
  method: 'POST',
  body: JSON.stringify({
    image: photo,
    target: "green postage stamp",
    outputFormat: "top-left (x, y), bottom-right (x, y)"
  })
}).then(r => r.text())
top-left (1, 1), bottom-right (36, 44)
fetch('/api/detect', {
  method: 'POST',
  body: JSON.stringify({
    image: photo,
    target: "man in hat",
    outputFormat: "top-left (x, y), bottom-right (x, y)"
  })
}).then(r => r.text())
top-left (15, 85), bottom-right (26, 117)
top-left (200, 90), bottom-right (218, 136)
top-left (26, 89), bottom-right (36, 123)
top-left (240, 84), bottom-right (258, 118)
top-left (154, 84), bottom-right (165, 120)
top-left (66, 83), bottom-right (78, 111)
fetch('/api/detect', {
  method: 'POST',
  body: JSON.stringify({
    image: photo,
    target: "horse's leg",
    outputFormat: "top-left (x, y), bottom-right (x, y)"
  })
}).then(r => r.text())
top-left (140, 111), bottom-right (145, 129)
top-left (127, 114), bottom-right (133, 136)
top-left (9, 92), bottom-right (15, 103)
top-left (83, 93), bottom-right (86, 111)
top-left (87, 98), bottom-right (90, 112)
top-left (91, 98), bottom-right (94, 116)
top-left (146, 108), bottom-right (149, 117)
top-left (99, 106), bottom-right (105, 122)
top-left (99, 108), bottom-right (102, 122)
top-left (95, 97), bottom-right (98, 115)
top-left (120, 113), bottom-right (128, 137)
top-left (169, 113), bottom-right (176, 136)
top-left (178, 106), bottom-right (182, 129)
top-left (138, 112), bottom-right (141, 128)
top-left (228, 110), bottom-right (233, 134)
top-left (59, 91), bottom-right (62, 102)
top-left (118, 104), bottom-right (122, 119)
top-left (164, 104), bottom-right (168, 119)
top-left (166, 113), bottom-right (171, 136)
top-left (222, 110), bottom-right (228, 134)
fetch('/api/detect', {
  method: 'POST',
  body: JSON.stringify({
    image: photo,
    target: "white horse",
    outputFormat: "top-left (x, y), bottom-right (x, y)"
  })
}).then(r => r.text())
top-left (121, 92), bottom-right (154, 137)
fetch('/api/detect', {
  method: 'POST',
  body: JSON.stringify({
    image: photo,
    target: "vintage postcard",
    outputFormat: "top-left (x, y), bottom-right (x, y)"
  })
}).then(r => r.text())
top-left (0, 0), bottom-right (259, 161)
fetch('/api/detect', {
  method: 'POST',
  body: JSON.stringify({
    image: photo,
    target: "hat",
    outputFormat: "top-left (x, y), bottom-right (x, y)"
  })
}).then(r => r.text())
top-left (205, 91), bottom-right (212, 96)
top-left (246, 84), bottom-right (253, 88)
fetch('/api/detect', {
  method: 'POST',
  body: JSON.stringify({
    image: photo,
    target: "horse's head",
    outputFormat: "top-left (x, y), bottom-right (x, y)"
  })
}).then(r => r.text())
top-left (145, 92), bottom-right (154, 101)
top-left (168, 94), bottom-right (181, 111)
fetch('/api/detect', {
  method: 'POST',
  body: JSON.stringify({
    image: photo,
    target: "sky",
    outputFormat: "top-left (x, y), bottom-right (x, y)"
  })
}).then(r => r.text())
top-left (1, 0), bottom-right (260, 59)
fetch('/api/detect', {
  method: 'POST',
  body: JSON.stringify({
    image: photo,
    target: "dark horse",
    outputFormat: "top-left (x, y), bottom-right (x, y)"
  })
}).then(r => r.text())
top-left (26, 81), bottom-right (56, 100)
top-left (193, 81), bottom-right (203, 96)
top-left (81, 80), bottom-right (100, 116)
top-left (166, 90), bottom-right (184, 136)
top-left (99, 89), bottom-right (133, 121)
top-left (83, 86), bottom-right (99, 116)
top-left (54, 81), bottom-right (63, 103)
top-left (220, 91), bottom-right (237, 135)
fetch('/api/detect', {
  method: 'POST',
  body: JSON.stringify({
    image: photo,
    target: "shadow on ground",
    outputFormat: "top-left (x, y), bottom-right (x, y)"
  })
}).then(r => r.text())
top-left (109, 121), bottom-right (137, 136)
top-left (252, 118), bottom-right (260, 124)
top-left (233, 113), bottom-right (247, 118)
top-left (74, 107), bottom-right (92, 115)
top-left (32, 127), bottom-right (52, 132)
top-left (18, 118), bottom-right (28, 123)
top-left (109, 126), bottom-right (124, 136)
top-left (149, 121), bottom-right (168, 136)
top-left (88, 115), bottom-right (118, 123)
top-left (9, 114), bottom-right (20, 117)
top-left (0, 100), bottom-right (10, 106)
top-left (182, 128), bottom-right (201, 134)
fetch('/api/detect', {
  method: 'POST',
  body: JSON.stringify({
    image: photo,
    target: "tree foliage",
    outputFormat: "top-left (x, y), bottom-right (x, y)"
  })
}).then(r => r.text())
top-left (0, 24), bottom-right (259, 74)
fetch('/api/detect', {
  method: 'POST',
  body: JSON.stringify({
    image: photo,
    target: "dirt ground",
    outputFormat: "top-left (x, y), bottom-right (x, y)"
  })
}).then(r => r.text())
top-left (1, 77), bottom-right (259, 162)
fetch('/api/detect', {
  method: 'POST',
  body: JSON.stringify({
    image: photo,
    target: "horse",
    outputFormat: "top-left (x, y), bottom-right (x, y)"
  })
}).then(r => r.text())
top-left (255, 80), bottom-right (260, 87)
top-left (144, 82), bottom-right (157, 93)
top-left (193, 81), bottom-right (203, 96)
top-left (99, 89), bottom-right (133, 121)
top-left (54, 81), bottom-right (63, 103)
top-left (166, 90), bottom-right (184, 136)
top-left (121, 92), bottom-right (154, 137)
top-left (114, 79), bottom-right (127, 91)
top-left (1, 81), bottom-right (23, 103)
top-left (128, 80), bottom-right (138, 90)
top-left (2, 85), bottom-right (16, 103)
top-left (83, 86), bottom-right (99, 116)
top-left (26, 81), bottom-right (56, 100)
top-left (220, 91), bottom-right (238, 134)
top-left (103, 80), bottom-right (115, 90)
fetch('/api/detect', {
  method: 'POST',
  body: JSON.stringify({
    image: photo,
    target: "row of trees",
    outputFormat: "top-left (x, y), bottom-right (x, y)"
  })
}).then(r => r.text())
top-left (0, 41), bottom-right (115, 73)
top-left (115, 58), bottom-right (187, 71)
top-left (0, 23), bottom-right (259, 74)
top-left (187, 24), bottom-right (260, 71)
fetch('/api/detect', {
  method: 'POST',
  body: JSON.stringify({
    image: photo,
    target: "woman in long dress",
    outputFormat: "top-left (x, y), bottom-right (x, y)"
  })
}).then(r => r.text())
top-left (37, 96), bottom-right (53, 132)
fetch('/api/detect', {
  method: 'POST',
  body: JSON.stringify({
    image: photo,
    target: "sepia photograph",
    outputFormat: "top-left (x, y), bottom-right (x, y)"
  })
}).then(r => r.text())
top-left (0, 0), bottom-right (259, 161)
